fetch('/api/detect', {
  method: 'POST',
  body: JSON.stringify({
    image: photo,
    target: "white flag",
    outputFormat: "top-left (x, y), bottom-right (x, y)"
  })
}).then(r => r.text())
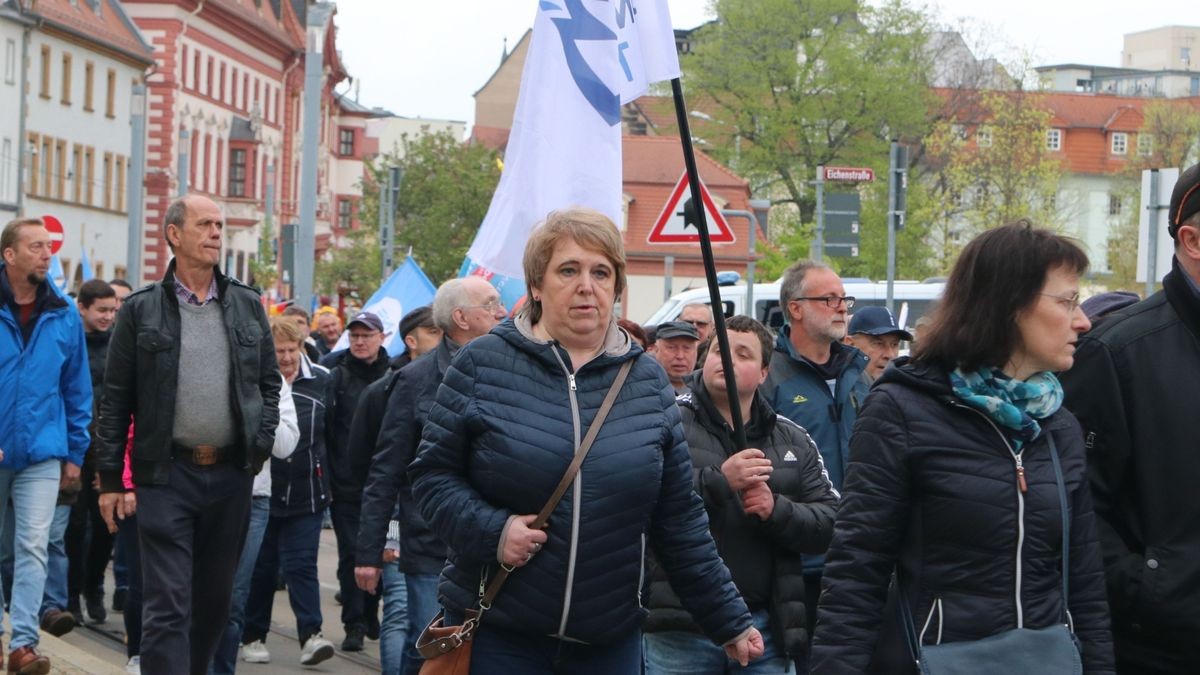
top-left (461, 0), bottom-right (680, 306)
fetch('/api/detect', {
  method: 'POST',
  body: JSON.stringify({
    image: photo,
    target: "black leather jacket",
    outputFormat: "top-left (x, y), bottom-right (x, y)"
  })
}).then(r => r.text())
top-left (96, 260), bottom-right (281, 491)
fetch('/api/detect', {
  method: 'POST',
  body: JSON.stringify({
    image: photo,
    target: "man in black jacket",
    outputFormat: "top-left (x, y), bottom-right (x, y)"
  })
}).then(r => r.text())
top-left (644, 316), bottom-right (838, 673)
top-left (96, 195), bottom-right (280, 675)
top-left (321, 310), bottom-right (390, 651)
top-left (354, 276), bottom-right (505, 675)
top-left (1062, 163), bottom-right (1200, 673)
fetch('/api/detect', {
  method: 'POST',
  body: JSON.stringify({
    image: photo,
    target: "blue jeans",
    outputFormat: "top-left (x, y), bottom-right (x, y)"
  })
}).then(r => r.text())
top-left (40, 504), bottom-right (71, 614)
top-left (244, 511), bottom-right (325, 644)
top-left (466, 620), bottom-right (641, 675)
top-left (0, 460), bottom-right (62, 649)
top-left (403, 573), bottom-right (441, 675)
top-left (209, 495), bottom-right (270, 675)
top-left (380, 560), bottom-right (408, 675)
top-left (644, 609), bottom-right (793, 675)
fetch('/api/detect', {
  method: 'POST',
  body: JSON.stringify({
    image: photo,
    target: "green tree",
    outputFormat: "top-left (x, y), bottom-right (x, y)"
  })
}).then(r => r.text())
top-left (921, 89), bottom-right (1065, 272)
top-left (681, 0), bottom-right (936, 221)
top-left (247, 219), bottom-right (278, 292)
top-left (1104, 99), bottom-right (1200, 289)
top-left (314, 221), bottom-right (382, 303)
top-left (378, 130), bottom-right (501, 284)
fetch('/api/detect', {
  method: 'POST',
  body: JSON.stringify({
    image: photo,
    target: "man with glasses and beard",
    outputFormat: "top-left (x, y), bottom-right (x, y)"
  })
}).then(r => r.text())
top-left (760, 260), bottom-right (866, 659)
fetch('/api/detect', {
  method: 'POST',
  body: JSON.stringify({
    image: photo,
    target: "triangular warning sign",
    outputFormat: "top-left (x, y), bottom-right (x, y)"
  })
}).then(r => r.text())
top-left (647, 171), bottom-right (735, 245)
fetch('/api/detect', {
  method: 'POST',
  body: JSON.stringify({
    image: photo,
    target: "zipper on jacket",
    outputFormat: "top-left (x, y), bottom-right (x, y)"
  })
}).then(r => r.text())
top-left (636, 532), bottom-right (647, 608)
top-left (548, 345), bottom-right (583, 639)
top-left (952, 402), bottom-right (1027, 628)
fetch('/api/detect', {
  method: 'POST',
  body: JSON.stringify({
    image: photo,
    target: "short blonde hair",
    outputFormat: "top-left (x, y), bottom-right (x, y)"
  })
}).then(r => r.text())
top-left (270, 315), bottom-right (306, 346)
top-left (1, 217), bottom-right (45, 256)
top-left (522, 208), bottom-right (626, 324)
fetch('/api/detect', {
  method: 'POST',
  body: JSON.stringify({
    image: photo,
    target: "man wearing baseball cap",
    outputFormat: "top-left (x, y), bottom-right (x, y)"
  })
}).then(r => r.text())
top-left (846, 306), bottom-right (912, 382)
top-left (322, 310), bottom-right (390, 651)
top-left (1061, 162), bottom-right (1200, 672)
top-left (655, 320), bottom-right (701, 394)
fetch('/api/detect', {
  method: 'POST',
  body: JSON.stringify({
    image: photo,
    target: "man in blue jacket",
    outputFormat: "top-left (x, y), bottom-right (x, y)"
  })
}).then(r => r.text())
top-left (760, 260), bottom-right (867, 654)
top-left (0, 217), bottom-right (91, 673)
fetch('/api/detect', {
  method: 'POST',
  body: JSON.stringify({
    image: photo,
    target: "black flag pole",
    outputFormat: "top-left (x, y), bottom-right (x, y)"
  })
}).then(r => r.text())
top-left (669, 77), bottom-right (748, 450)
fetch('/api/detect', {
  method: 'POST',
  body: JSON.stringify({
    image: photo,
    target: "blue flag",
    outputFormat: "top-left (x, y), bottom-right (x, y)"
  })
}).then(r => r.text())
top-left (79, 248), bottom-right (94, 282)
top-left (48, 255), bottom-right (68, 292)
top-left (333, 255), bottom-right (437, 355)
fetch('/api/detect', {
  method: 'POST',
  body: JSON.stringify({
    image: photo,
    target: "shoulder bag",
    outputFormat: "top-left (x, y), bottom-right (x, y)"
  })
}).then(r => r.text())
top-left (899, 434), bottom-right (1083, 675)
top-left (415, 360), bottom-right (635, 675)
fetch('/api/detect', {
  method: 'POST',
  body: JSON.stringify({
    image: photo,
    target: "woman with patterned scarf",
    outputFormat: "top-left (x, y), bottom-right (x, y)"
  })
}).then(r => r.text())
top-left (809, 221), bottom-right (1116, 674)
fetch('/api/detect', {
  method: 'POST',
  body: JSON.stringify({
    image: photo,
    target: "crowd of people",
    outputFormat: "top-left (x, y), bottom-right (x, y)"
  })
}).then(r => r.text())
top-left (3, 164), bottom-right (1200, 675)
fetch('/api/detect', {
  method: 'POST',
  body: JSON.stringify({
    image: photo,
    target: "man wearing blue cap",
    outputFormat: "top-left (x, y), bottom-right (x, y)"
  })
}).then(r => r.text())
top-left (846, 306), bottom-right (912, 382)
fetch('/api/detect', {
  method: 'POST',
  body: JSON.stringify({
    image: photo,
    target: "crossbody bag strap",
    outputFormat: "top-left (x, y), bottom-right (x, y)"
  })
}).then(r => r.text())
top-left (1046, 433), bottom-right (1072, 630)
top-left (478, 359), bottom-right (635, 609)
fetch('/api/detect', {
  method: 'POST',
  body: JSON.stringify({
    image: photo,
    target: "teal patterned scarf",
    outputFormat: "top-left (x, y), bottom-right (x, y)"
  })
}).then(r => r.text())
top-left (948, 367), bottom-right (1063, 451)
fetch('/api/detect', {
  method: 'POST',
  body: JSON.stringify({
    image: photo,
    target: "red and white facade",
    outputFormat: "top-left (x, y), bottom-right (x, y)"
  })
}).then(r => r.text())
top-left (122, 0), bottom-right (367, 289)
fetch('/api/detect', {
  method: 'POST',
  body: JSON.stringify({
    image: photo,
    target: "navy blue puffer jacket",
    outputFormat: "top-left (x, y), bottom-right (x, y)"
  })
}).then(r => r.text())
top-left (410, 316), bottom-right (752, 646)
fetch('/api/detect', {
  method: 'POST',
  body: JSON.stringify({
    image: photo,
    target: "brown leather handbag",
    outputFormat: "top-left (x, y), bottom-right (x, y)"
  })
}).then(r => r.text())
top-left (415, 360), bottom-right (634, 675)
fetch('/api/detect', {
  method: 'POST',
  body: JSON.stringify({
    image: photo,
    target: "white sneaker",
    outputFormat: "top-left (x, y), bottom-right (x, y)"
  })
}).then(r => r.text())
top-left (241, 640), bottom-right (271, 663)
top-left (125, 656), bottom-right (141, 674)
top-left (300, 632), bottom-right (335, 666)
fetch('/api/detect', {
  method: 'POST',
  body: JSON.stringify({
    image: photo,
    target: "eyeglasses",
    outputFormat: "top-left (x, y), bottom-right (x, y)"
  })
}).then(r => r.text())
top-left (1041, 291), bottom-right (1081, 313)
top-left (792, 295), bottom-right (855, 309)
top-left (462, 300), bottom-right (505, 314)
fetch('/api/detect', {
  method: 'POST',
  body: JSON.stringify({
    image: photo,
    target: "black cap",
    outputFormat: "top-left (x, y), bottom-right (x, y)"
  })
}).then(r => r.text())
top-left (848, 306), bottom-right (913, 340)
top-left (656, 320), bottom-right (699, 341)
top-left (1169, 162), bottom-right (1200, 239)
top-left (1079, 291), bottom-right (1140, 321)
top-left (398, 305), bottom-right (435, 340)
top-left (346, 310), bottom-right (384, 333)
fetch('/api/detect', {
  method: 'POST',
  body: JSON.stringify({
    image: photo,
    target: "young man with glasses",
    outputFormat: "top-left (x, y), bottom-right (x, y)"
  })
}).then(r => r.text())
top-left (760, 260), bottom-right (867, 659)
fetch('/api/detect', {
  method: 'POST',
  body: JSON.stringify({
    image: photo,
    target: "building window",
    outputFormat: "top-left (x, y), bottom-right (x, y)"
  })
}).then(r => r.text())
top-left (40, 136), bottom-right (50, 198)
top-left (5, 39), bottom-right (16, 85)
top-left (83, 61), bottom-right (94, 111)
top-left (82, 146), bottom-right (94, 206)
top-left (105, 69), bottom-right (115, 118)
top-left (0, 138), bottom-right (10, 202)
top-left (55, 140), bottom-right (66, 199)
top-left (338, 128), bottom-right (355, 156)
top-left (1046, 128), bottom-right (1062, 151)
top-left (61, 53), bottom-right (72, 104)
top-left (1137, 134), bottom-right (1153, 157)
top-left (228, 149), bottom-right (247, 197)
top-left (39, 45), bottom-right (50, 99)
top-left (115, 155), bottom-right (126, 211)
top-left (1111, 132), bottom-right (1128, 155)
top-left (1109, 194), bottom-right (1122, 216)
top-left (102, 152), bottom-right (113, 209)
top-left (27, 134), bottom-right (38, 196)
top-left (206, 56), bottom-right (213, 96)
top-left (72, 144), bottom-right (82, 202)
top-left (337, 198), bottom-right (352, 228)
top-left (976, 126), bottom-right (992, 148)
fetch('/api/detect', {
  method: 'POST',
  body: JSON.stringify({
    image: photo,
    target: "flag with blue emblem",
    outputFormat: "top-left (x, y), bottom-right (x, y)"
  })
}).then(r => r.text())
top-left (79, 247), bottom-right (94, 282)
top-left (332, 254), bottom-right (437, 355)
top-left (461, 0), bottom-right (680, 307)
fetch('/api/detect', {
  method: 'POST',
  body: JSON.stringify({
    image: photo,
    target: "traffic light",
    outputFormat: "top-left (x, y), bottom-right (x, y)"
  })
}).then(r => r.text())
top-left (890, 144), bottom-right (908, 231)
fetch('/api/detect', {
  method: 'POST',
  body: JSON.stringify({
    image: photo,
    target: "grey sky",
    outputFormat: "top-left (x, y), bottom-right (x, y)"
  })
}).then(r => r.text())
top-left (332, 0), bottom-right (1196, 130)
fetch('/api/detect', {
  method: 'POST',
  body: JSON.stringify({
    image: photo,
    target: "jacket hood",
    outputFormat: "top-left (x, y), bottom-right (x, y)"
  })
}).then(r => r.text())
top-left (0, 263), bottom-right (69, 313)
top-left (496, 309), bottom-right (639, 371)
top-left (774, 324), bottom-right (867, 377)
top-left (876, 356), bottom-right (954, 399)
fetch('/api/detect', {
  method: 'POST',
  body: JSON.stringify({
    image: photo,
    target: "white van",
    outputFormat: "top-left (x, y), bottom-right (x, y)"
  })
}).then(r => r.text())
top-left (643, 279), bottom-right (945, 332)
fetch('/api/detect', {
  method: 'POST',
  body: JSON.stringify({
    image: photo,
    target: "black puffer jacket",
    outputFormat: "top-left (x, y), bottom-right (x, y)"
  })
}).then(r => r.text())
top-left (410, 316), bottom-right (752, 646)
top-left (644, 381), bottom-right (838, 659)
top-left (271, 357), bottom-right (332, 517)
top-left (96, 260), bottom-right (280, 491)
top-left (811, 359), bottom-right (1114, 674)
top-left (1061, 260), bottom-right (1200, 671)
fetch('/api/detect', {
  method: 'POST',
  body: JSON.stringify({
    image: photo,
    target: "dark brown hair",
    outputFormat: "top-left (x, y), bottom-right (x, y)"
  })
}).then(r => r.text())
top-left (913, 220), bottom-right (1089, 372)
top-left (617, 318), bottom-right (647, 348)
top-left (78, 279), bottom-right (115, 308)
top-left (703, 315), bottom-right (774, 368)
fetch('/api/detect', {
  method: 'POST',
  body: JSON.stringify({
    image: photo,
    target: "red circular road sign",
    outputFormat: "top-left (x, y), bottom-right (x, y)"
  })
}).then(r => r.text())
top-left (42, 215), bottom-right (64, 255)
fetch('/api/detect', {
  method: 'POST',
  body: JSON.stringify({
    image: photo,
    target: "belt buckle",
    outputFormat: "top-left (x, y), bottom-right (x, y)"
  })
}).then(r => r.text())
top-left (193, 445), bottom-right (218, 466)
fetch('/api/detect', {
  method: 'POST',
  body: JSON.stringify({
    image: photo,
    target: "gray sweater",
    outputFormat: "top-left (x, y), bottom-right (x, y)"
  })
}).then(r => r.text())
top-left (172, 301), bottom-right (235, 448)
